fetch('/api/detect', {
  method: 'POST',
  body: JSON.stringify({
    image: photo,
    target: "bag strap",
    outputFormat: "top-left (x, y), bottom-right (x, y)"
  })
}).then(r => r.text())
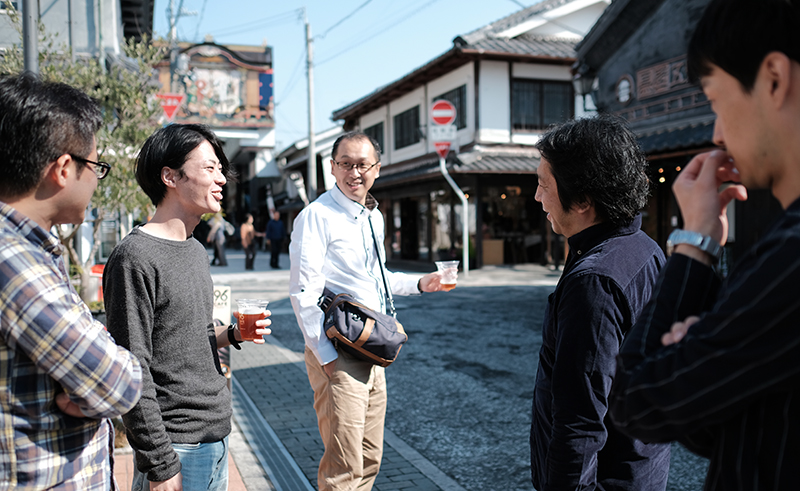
top-left (367, 214), bottom-right (396, 318)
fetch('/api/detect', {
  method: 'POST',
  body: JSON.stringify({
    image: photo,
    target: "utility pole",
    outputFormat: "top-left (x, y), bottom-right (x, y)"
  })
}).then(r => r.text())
top-left (22, 0), bottom-right (38, 73)
top-left (305, 9), bottom-right (317, 201)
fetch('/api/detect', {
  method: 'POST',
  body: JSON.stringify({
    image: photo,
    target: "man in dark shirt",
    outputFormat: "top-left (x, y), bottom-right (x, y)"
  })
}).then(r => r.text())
top-left (530, 116), bottom-right (670, 491)
top-left (266, 210), bottom-right (285, 269)
top-left (609, 1), bottom-right (800, 489)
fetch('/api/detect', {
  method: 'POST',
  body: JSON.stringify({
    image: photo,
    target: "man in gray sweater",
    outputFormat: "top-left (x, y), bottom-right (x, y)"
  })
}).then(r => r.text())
top-left (104, 124), bottom-right (271, 491)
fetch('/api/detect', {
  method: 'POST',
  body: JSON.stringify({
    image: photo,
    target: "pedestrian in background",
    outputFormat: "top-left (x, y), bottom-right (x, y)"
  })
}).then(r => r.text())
top-left (609, 1), bottom-right (800, 489)
top-left (530, 116), bottom-right (671, 491)
top-left (208, 212), bottom-right (229, 266)
top-left (266, 210), bottom-right (285, 269)
top-left (104, 123), bottom-right (271, 491)
top-left (240, 212), bottom-right (265, 270)
top-left (289, 131), bottom-right (446, 490)
top-left (0, 72), bottom-right (142, 490)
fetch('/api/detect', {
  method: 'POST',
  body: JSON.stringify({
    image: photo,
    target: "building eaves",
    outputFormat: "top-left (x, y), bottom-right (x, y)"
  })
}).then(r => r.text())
top-left (332, 36), bottom-right (575, 123)
top-left (575, 0), bottom-right (666, 71)
top-left (637, 117), bottom-right (715, 155)
top-left (458, 0), bottom-right (573, 45)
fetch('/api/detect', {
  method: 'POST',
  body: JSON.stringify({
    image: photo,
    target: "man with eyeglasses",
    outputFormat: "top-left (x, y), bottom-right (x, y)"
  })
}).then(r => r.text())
top-left (0, 72), bottom-right (142, 490)
top-left (290, 131), bottom-right (447, 490)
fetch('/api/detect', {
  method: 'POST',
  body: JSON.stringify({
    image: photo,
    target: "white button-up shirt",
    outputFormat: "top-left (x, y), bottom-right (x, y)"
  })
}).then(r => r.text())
top-left (289, 185), bottom-right (421, 365)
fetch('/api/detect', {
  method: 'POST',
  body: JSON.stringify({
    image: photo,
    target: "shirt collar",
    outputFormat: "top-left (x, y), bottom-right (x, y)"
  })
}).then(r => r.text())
top-left (567, 214), bottom-right (643, 260)
top-left (0, 201), bottom-right (64, 257)
top-left (330, 184), bottom-right (379, 220)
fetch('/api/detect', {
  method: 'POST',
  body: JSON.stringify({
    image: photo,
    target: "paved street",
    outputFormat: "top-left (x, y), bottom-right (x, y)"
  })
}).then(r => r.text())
top-left (213, 249), bottom-right (709, 491)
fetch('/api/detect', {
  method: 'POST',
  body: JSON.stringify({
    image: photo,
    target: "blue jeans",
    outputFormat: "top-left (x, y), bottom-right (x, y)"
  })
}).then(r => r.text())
top-left (131, 437), bottom-right (229, 491)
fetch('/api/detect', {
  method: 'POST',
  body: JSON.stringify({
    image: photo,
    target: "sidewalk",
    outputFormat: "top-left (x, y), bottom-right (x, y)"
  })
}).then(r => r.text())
top-left (189, 248), bottom-right (562, 491)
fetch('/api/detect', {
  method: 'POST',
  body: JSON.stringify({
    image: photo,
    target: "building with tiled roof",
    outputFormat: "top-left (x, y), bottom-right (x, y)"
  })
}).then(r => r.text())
top-left (321, 0), bottom-right (609, 268)
top-left (575, 0), bottom-right (782, 268)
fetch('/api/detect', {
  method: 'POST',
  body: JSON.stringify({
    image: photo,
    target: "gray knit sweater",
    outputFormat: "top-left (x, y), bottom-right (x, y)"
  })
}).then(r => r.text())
top-left (104, 227), bottom-right (231, 482)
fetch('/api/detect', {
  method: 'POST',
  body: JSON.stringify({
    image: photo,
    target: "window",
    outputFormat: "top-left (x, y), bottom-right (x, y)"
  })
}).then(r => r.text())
top-left (363, 122), bottom-right (384, 155)
top-left (512, 79), bottom-right (573, 130)
top-left (393, 105), bottom-right (420, 150)
top-left (1, 1), bottom-right (18, 11)
top-left (434, 84), bottom-right (467, 130)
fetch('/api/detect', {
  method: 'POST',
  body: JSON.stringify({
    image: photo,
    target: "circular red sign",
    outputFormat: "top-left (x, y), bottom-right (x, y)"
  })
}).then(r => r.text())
top-left (431, 100), bottom-right (456, 125)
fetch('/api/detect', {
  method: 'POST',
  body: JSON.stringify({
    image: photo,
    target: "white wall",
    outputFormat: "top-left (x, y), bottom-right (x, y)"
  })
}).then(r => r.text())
top-left (426, 62), bottom-right (474, 153)
top-left (477, 60), bottom-right (511, 144)
top-left (387, 86), bottom-right (426, 163)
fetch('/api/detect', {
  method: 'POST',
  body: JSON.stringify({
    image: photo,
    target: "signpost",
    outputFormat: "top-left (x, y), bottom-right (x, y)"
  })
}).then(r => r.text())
top-left (429, 100), bottom-right (469, 276)
top-left (156, 93), bottom-right (186, 121)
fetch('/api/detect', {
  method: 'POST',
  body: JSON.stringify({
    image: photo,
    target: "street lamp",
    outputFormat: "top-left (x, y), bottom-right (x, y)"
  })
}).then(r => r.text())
top-left (571, 63), bottom-right (597, 112)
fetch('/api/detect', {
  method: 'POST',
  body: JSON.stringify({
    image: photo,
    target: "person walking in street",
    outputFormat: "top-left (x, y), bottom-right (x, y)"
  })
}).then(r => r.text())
top-left (609, 1), bottom-right (800, 489)
top-left (289, 131), bottom-right (447, 491)
top-left (208, 212), bottom-right (229, 266)
top-left (266, 210), bottom-right (285, 269)
top-left (241, 213), bottom-right (265, 270)
top-left (0, 72), bottom-right (143, 490)
top-left (104, 123), bottom-right (271, 491)
top-left (529, 116), bottom-right (671, 491)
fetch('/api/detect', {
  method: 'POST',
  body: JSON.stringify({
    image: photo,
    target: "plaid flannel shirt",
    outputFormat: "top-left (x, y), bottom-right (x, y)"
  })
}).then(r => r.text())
top-left (0, 202), bottom-right (142, 490)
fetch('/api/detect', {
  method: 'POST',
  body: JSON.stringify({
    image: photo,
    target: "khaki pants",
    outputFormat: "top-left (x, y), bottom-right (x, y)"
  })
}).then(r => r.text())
top-left (305, 347), bottom-right (387, 491)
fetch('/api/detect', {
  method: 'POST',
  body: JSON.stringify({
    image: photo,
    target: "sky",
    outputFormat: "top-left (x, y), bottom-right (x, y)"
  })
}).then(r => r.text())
top-left (152, 0), bottom-right (541, 152)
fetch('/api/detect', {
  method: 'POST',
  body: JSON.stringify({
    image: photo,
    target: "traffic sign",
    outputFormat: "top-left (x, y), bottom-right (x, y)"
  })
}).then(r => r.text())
top-left (431, 100), bottom-right (456, 125)
top-left (429, 124), bottom-right (456, 142)
top-left (156, 93), bottom-right (185, 120)
top-left (435, 141), bottom-right (451, 159)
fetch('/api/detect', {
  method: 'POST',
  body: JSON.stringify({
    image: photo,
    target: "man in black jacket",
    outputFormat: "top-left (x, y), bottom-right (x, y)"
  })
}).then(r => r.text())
top-left (530, 116), bottom-right (670, 491)
top-left (609, 1), bottom-right (800, 489)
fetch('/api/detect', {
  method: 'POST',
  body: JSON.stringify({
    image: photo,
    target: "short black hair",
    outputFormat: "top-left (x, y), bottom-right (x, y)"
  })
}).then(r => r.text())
top-left (688, 0), bottom-right (800, 91)
top-left (535, 115), bottom-right (650, 227)
top-left (135, 124), bottom-right (234, 206)
top-left (331, 131), bottom-right (381, 162)
top-left (0, 72), bottom-right (102, 199)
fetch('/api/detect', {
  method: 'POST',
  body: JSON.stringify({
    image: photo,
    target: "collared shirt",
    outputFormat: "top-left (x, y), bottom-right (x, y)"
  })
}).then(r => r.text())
top-left (531, 216), bottom-right (671, 491)
top-left (289, 185), bottom-right (421, 364)
top-left (611, 198), bottom-right (800, 490)
top-left (0, 201), bottom-right (142, 491)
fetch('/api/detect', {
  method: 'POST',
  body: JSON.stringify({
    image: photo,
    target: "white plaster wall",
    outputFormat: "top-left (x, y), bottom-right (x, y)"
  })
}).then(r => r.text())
top-left (477, 60), bottom-right (511, 144)
top-left (426, 62), bottom-right (475, 153)
top-left (359, 106), bottom-right (388, 158)
top-left (512, 63), bottom-right (572, 81)
top-left (388, 86), bottom-right (426, 163)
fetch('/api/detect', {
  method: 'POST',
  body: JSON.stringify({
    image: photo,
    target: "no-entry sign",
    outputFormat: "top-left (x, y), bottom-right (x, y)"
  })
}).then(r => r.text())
top-left (431, 100), bottom-right (456, 125)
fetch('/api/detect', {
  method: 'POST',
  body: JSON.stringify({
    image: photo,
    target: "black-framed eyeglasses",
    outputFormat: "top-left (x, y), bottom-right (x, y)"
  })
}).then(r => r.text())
top-left (70, 155), bottom-right (111, 180)
top-left (332, 160), bottom-right (379, 174)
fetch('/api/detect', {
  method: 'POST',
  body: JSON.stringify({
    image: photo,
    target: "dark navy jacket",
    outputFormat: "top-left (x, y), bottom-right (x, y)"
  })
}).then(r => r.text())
top-left (530, 215), bottom-right (671, 491)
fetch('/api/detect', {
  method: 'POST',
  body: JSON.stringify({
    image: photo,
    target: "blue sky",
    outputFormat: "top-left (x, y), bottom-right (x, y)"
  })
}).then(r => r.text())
top-left (152, 0), bottom-right (539, 151)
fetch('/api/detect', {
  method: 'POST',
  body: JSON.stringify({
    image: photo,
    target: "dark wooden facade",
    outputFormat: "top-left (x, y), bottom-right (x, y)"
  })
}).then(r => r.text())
top-left (576, 0), bottom-right (783, 270)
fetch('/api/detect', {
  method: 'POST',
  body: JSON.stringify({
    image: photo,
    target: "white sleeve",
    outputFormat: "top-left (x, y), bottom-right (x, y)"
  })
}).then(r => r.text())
top-left (289, 207), bottom-right (338, 365)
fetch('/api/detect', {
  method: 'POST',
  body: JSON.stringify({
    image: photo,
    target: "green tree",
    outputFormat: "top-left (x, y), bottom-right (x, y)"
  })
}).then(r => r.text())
top-left (1, 5), bottom-right (165, 302)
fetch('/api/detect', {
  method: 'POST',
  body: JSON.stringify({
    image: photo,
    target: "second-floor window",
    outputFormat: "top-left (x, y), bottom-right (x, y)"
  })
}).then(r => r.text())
top-left (363, 122), bottom-right (384, 155)
top-left (512, 79), bottom-right (573, 130)
top-left (1, 1), bottom-right (19, 11)
top-left (394, 105), bottom-right (420, 150)
top-left (434, 84), bottom-right (466, 130)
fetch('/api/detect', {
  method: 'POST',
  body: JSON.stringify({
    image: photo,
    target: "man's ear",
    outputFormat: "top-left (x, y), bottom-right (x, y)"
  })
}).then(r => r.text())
top-left (46, 154), bottom-right (74, 190)
top-left (760, 51), bottom-right (792, 109)
top-left (572, 199), bottom-right (593, 215)
top-left (161, 166), bottom-right (178, 188)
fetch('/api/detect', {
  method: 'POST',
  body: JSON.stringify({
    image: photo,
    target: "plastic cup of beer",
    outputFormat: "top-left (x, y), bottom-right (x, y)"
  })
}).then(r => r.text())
top-left (435, 260), bottom-right (460, 291)
top-left (235, 299), bottom-right (269, 341)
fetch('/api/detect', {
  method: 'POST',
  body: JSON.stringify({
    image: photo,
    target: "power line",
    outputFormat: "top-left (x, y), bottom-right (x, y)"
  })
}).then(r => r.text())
top-left (317, 0), bottom-right (375, 40)
top-left (317, 0), bottom-right (443, 66)
top-left (192, 0), bottom-right (208, 42)
top-left (275, 52), bottom-right (306, 106)
top-left (207, 8), bottom-right (303, 39)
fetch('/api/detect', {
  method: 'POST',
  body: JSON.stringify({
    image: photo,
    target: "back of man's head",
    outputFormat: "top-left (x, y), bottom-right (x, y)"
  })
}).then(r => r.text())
top-left (688, 0), bottom-right (800, 90)
top-left (0, 72), bottom-right (102, 200)
top-left (535, 115), bottom-right (650, 227)
top-left (135, 123), bottom-right (233, 207)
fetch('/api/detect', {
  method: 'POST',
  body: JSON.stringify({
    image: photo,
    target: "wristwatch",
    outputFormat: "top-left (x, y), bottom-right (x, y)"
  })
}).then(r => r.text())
top-left (666, 229), bottom-right (723, 262)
